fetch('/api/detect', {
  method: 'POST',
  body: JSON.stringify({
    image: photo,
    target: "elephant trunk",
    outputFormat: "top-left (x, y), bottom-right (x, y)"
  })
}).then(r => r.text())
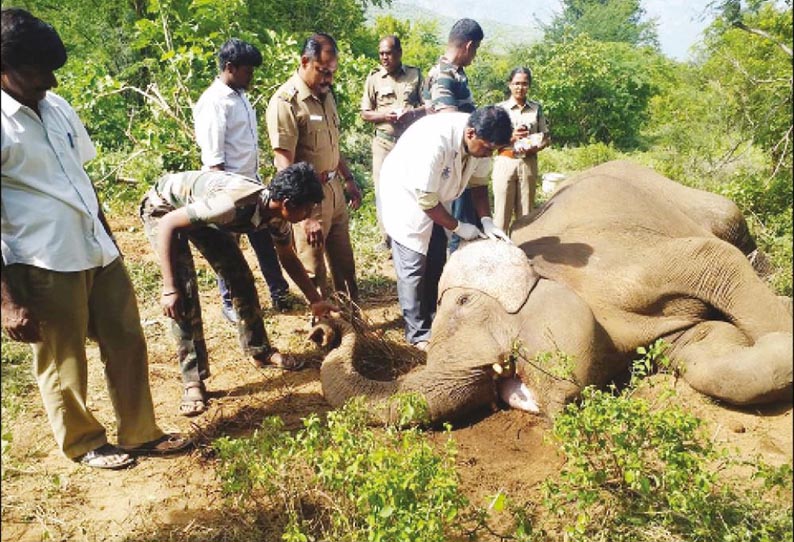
top-left (318, 320), bottom-right (496, 425)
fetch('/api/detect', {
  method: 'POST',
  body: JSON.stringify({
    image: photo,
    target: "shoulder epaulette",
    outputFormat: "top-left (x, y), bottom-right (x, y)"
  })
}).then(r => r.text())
top-left (278, 86), bottom-right (298, 101)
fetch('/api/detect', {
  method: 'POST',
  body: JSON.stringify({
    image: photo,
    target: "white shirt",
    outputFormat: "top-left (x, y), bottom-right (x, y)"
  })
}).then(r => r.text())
top-left (193, 78), bottom-right (259, 179)
top-left (378, 113), bottom-right (492, 255)
top-left (1, 90), bottom-right (119, 272)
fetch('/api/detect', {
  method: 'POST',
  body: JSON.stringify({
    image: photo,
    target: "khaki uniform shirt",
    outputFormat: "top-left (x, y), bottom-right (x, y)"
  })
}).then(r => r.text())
top-left (266, 72), bottom-right (340, 174)
top-left (361, 64), bottom-right (423, 138)
top-left (499, 97), bottom-right (549, 152)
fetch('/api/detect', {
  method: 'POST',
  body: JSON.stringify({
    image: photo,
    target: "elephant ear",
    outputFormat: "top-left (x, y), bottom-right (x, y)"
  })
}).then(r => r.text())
top-left (439, 239), bottom-right (539, 314)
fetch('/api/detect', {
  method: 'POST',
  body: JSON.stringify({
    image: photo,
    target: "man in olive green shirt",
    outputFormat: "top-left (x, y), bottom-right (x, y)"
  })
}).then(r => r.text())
top-left (361, 35), bottom-right (425, 250)
top-left (266, 33), bottom-right (362, 302)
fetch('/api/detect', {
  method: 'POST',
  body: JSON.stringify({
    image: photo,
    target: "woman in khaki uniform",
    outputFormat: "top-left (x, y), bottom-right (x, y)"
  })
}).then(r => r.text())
top-left (492, 67), bottom-right (550, 233)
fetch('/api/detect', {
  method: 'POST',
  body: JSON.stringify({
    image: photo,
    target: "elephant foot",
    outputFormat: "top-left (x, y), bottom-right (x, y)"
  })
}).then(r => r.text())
top-left (497, 376), bottom-right (540, 413)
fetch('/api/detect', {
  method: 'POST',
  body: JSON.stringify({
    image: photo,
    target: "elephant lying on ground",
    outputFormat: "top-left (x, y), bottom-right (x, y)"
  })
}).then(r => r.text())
top-left (315, 160), bottom-right (793, 424)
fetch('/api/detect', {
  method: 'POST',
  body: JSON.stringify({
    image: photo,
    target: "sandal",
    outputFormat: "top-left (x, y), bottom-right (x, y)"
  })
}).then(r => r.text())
top-left (121, 433), bottom-right (192, 456)
top-left (78, 443), bottom-right (136, 470)
top-left (251, 349), bottom-right (305, 371)
top-left (179, 382), bottom-right (207, 417)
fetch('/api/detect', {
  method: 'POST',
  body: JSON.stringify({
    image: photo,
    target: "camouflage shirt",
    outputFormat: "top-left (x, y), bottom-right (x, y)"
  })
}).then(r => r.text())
top-left (148, 170), bottom-right (293, 244)
top-left (422, 56), bottom-right (475, 113)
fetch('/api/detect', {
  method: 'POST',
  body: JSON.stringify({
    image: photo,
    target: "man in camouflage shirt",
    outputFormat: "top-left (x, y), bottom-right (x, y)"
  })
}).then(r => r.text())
top-left (139, 163), bottom-right (337, 416)
top-left (423, 18), bottom-right (484, 252)
top-left (361, 35), bottom-right (425, 250)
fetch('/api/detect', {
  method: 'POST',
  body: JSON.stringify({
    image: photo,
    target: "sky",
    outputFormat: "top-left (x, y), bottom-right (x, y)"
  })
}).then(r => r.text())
top-left (401, 0), bottom-right (717, 61)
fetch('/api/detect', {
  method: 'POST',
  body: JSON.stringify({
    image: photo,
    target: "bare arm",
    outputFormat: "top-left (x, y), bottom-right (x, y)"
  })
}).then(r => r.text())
top-left (337, 155), bottom-right (362, 210)
top-left (274, 242), bottom-right (338, 317)
top-left (155, 208), bottom-right (194, 320)
top-left (273, 148), bottom-right (294, 171)
top-left (0, 261), bottom-right (40, 343)
top-left (424, 203), bottom-right (459, 231)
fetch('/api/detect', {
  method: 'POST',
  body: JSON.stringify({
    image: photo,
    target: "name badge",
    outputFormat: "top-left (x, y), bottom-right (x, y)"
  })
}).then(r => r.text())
top-left (310, 114), bottom-right (323, 122)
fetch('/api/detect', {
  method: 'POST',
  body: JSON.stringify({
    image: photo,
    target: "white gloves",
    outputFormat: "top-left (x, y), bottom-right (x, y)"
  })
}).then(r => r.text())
top-left (481, 217), bottom-right (512, 243)
top-left (453, 221), bottom-right (486, 241)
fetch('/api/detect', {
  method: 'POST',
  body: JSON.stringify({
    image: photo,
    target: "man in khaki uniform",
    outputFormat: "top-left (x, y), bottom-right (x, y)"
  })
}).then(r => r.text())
top-left (360, 35), bottom-right (425, 250)
top-left (266, 33), bottom-right (362, 302)
top-left (492, 67), bottom-right (549, 233)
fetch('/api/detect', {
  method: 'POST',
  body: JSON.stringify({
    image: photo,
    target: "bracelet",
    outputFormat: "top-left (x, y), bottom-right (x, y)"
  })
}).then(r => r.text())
top-left (162, 290), bottom-right (178, 296)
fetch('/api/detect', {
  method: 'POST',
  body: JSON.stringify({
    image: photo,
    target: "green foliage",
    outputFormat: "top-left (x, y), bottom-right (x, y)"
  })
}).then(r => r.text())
top-left (526, 35), bottom-right (666, 148)
top-left (542, 0), bottom-right (660, 48)
top-left (539, 344), bottom-right (793, 542)
top-left (372, 15), bottom-right (442, 73)
top-left (214, 397), bottom-right (468, 541)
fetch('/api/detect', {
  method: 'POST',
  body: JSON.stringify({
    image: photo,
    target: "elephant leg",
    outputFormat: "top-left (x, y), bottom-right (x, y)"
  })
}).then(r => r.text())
top-left (670, 321), bottom-right (793, 405)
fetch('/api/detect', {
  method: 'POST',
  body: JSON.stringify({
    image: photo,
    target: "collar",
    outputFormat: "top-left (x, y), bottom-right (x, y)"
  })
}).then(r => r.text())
top-left (1, 89), bottom-right (25, 116)
top-left (506, 97), bottom-right (530, 111)
top-left (379, 64), bottom-right (406, 78)
top-left (439, 55), bottom-right (463, 72)
top-left (212, 77), bottom-right (240, 97)
top-left (291, 70), bottom-right (323, 102)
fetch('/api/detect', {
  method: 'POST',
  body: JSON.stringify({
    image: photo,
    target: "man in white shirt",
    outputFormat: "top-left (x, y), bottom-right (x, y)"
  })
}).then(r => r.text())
top-left (194, 38), bottom-right (291, 322)
top-left (0, 8), bottom-right (188, 469)
top-left (378, 106), bottom-right (512, 350)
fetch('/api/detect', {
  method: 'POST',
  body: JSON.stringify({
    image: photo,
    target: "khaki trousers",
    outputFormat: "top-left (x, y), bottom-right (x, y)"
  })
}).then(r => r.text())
top-left (5, 259), bottom-right (164, 459)
top-left (371, 136), bottom-right (395, 241)
top-left (294, 177), bottom-right (359, 302)
top-left (491, 154), bottom-right (538, 233)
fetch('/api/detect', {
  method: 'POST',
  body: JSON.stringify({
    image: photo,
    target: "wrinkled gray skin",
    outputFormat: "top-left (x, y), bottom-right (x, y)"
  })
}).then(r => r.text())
top-left (318, 161), bottom-right (793, 424)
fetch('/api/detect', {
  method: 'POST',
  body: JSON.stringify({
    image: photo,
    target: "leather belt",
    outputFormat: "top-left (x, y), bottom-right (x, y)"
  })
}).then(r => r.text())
top-left (318, 170), bottom-right (337, 183)
top-left (375, 129), bottom-right (398, 143)
top-left (498, 148), bottom-right (526, 159)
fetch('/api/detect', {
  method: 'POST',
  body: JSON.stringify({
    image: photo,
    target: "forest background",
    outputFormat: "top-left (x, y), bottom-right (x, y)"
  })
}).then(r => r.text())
top-left (2, 0), bottom-right (791, 295)
top-left (1, 0), bottom-right (792, 541)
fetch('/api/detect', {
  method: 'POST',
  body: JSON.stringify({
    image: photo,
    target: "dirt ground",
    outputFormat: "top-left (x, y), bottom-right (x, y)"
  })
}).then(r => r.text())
top-left (2, 215), bottom-right (792, 542)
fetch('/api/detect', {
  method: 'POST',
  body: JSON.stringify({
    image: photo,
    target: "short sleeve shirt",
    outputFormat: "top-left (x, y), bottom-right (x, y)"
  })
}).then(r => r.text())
top-left (422, 56), bottom-right (475, 113)
top-left (265, 72), bottom-right (340, 173)
top-left (361, 64), bottom-right (423, 137)
top-left (377, 113), bottom-right (492, 254)
top-left (499, 98), bottom-right (548, 138)
top-left (1, 90), bottom-right (119, 271)
top-left (150, 171), bottom-right (292, 244)
top-left (193, 78), bottom-right (259, 178)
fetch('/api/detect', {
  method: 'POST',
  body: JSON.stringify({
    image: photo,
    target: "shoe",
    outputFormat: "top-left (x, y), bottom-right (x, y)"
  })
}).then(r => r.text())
top-left (178, 381), bottom-right (207, 417)
top-left (414, 340), bottom-right (430, 352)
top-left (121, 433), bottom-right (192, 456)
top-left (251, 349), bottom-right (306, 371)
top-left (221, 304), bottom-right (239, 324)
top-left (78, 443), bottom-right (136, 470)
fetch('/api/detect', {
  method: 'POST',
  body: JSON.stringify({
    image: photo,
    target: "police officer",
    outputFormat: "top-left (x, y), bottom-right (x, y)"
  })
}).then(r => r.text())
top-left (360, 35), bottom-right (425, 251)
top-left (266, 33), bottom-right (362, 303)
top-left (492, 67), bottom-right (550, 233)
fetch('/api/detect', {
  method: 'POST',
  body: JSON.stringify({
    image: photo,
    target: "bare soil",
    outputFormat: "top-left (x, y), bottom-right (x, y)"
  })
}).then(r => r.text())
top-left (2, 215), bottom-right (791, 542)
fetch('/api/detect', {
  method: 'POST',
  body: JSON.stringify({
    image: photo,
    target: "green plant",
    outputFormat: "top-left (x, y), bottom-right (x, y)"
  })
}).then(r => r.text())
top-left (538, 343), bottom-right (793, 542)
top-left (214, 396), bottom-right (468, 541)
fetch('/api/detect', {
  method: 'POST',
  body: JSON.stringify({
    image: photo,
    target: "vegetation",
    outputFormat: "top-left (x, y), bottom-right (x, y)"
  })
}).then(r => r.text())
top-left (1, 0), bottom-right (791, 539)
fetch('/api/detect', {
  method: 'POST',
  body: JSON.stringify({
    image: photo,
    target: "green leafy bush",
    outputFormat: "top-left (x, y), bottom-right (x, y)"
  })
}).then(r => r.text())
top-left (214, 397), bottom-right (468, 542)
top-left (539, 343), bottom-right (793, 542)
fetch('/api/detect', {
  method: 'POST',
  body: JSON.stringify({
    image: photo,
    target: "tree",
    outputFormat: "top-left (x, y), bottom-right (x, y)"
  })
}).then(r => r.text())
top-left (543, 0), bottom-right (659, 49)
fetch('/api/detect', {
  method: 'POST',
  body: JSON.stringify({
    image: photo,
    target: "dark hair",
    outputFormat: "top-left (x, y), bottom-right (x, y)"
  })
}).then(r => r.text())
top-left (218, 38), bottom-right (262, 71)
top-left (448, 18), bottom-right (484, 45)
top-left (301, 33), bottom-right (338, 60)
top-left (268, 162), bottom-right (324, 206)
top-left (467, 106), bottom-right (512, 147)
top-left (1, 8), bottom-right (66, 71)
top-left (380, 35), bottom-right (401, 51)
top-left (507, 66), bottom-right (532, 86)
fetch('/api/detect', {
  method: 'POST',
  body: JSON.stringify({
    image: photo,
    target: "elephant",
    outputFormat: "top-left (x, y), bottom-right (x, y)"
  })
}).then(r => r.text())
top-left (314, 160), bottom-right (793, 424)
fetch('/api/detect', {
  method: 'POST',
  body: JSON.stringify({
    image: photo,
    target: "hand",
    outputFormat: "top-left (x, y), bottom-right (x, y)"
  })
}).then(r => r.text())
top-left (513, 125), bottom-right (529, 141)
top-left (160, 290), bottom-right (182, 320)
top-left (384, 110), bottom-right (399, 123)
top-left (345, 178), bottom-right (362, 210)
top-left (310, 300), bottom-right (341, 319)
top-left (453, 221), bottom-right (487, 241)
top-left (303, 218), bottom-right (324, 248)
top-left (1, 303), bottom-right (41, 343)
top-left (481, 217), bottom-right (513, 243)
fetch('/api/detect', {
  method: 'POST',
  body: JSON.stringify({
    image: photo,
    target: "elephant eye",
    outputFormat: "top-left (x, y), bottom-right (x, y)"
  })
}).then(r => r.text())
top-left (457, 294), bottom-right (470, 306)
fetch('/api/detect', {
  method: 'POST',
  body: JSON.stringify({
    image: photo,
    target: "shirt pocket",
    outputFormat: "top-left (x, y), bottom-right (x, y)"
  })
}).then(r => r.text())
top-left (376, 88), bottom-right (397, 108)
